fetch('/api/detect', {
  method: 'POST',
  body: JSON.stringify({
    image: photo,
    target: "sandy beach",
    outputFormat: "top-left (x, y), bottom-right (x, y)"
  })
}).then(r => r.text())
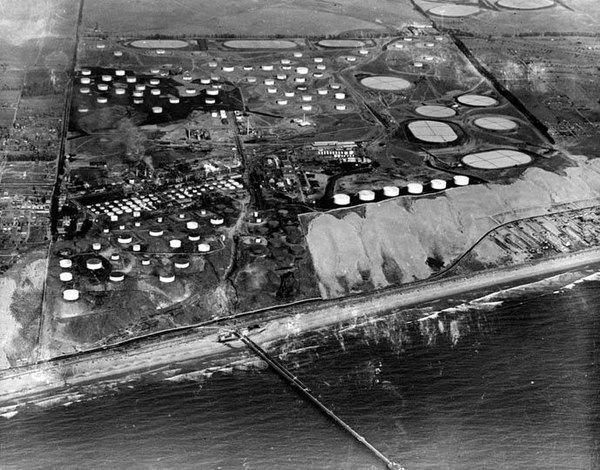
top-left (2, 247), bottom-right (600, 408)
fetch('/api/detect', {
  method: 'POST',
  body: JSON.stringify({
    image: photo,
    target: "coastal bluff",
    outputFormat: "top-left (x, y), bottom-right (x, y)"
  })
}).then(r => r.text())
top-left (303, 158), bottom-right (600, 298)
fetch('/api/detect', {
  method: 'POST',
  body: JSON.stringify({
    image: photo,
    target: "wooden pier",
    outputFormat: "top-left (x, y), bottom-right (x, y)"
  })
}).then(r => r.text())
top-left (232, 331), bottom-right (404, 470)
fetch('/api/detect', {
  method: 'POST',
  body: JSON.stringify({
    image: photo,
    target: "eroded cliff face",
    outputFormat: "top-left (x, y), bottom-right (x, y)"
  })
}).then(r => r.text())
top-left (0, 251), bottom-right (47, 368)
top-left (304, 159), bottom-right (600, 298)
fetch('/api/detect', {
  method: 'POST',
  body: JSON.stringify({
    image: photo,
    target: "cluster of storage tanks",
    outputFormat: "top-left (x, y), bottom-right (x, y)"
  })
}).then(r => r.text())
top-left (58, 214), bottom-right (222, 301)
top-left (332, 175), bottom-right (470, 206)
top-left (207, 50), bottom-right (358, 112)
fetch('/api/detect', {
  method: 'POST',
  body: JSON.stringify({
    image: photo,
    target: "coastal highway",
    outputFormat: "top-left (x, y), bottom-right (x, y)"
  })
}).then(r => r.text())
top-left (3, 247), bottom-right (600, 408)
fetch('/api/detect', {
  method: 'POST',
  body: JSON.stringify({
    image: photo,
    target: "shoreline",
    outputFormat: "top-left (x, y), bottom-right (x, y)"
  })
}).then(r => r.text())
top-left (2, 247), bottom-right (600, 408)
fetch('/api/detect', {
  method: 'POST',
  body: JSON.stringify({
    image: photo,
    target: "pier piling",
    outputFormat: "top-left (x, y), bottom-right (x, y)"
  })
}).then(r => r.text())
top-left (233, 331), bottom-right (404, 470)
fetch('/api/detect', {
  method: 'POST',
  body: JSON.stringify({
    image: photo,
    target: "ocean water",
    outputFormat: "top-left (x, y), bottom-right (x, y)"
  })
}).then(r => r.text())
top-left (1, 276), bottom-right (599, 469)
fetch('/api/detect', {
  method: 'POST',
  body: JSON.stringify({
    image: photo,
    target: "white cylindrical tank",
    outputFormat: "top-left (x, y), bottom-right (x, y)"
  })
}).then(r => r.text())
top-left (206, 89), bottom-right (219, 96)
top-left (301, 104), bottom-right (312, 111)
top-left (86, 258), bottom-right (103, 270)
top-left (198, 243), bottom-right (211, 252)
top-left (383, 186), bottom-right (400, 197)
top-left (431, 179), bottom-right (447, 190)
top-left (186, 221), bottom-right (199, 230)
top-left (159, 274), bottom-right (175, 283)
top-left (80, 77), bottom-right (91, 84)
top-left (149, 228), bottom-right (163, 237)
top-left (407, 183), bottom-right (423, 194)
top-left (150, 88), bottom-right (160, 95)
top-left (97, 97), bottom-right (108, 104)
top-left (174, 259), bottom-right (190, 269)
top-left (210, 217), bottom-right (224, 226)
top-left (98, 83), bottom-right (109, 91)
top-left (264, 78), bottom-right (275, 85)
top-left (101, 74), bottom-right (112, 82)
top-left (79, 87), bottom-right (90, 94)
top-left (296, 66), bottom-right (309, 75)
top-left (169, 97), bottom-right (180, 104)
top-left (358, 190), bottom-right (375, 202)
top-left (454, 175), bottom-right (470, 186)
top-left (277, 99), bottom-right (288, 106)
top-left (59, 272), bottom-right (73, 282)
top-left (284, 91), bottom-right (295, 97)
top-left (92, 242), bottom-right (101, 251)
top-left (126, 76), bottom-right (137, 83)
top-left (333, 193), bottom-right (350, 206)
top-left (109, 272), bottom-right (125, 282)
top-left (63, 289), bottom-right (80, 301)
top-left (117, 234), bottom-right (132, 244)
top-left (115, 88), bottom-right (126, 95)
top-left (152, 106), bottom-right (163, 114)
top-left (169, 239), bottom-right (182, 249)
top-left (335, 92), bottom-right (345, 100)
top-left (115, 69), bottom-right (125, 76)
top-left (261, 65), bottom-right (274, 71)
top-left (59, 259), bottom-right (72, 269)
top-left (335, 104), bottom-right (347, 110)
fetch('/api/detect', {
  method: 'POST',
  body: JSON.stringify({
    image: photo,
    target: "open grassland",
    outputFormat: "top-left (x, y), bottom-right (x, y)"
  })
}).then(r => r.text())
top-left (80, 0), bottom-right (429, 36)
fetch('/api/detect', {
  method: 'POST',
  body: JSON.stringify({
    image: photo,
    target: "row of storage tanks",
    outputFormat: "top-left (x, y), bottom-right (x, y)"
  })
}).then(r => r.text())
top-left (332, 175), bottom-right (470, 206)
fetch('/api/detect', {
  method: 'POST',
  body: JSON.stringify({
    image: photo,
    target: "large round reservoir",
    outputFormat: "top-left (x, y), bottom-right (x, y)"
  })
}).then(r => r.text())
top-left (428, 5), bottom-right (480, 17)
top-left (130, 39), bottom-right (189, 49)
top-left (415, 105), bottom-right (456, 118)
top-left (474, 116), bottom-right (518, 131)
top-left (462, 149), bottom-right (532, 169)
top-left (361, 76), bottom-right (411, 91)
top-left (407, 120), bottom-right (459, 143)
top-left (497, 0), bottom-right (554, 9)
top-left (318, 39), bottom-right (365, 48)
top-left (224, 40), bottom-right (296, 49)
top-left (457, 94), bottom-right (498, 107)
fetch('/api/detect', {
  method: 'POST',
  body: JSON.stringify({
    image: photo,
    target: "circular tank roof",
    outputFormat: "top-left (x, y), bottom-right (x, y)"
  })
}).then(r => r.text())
top-left (361, 76), bottom-right (412, 91)
top-left (318, 39), bottom-right (366, 48)
top-left (130, 39), bottom-right (188, 48)
top-left (474, 116), bottom-right (518, 131)
top-left (428, 5), bottom-right (480, 17)
top-left (223, 40), bottom-right (296, 49)
top-left (497, 0), bottom-right (554, 9)
top-left (463, 149), bottom-right (532, 169)
top-left (408, 120), bottom-right (459, 143)
top-left (415, 105), bottom-right (456, 118)
top-left (457, 94), bottom-right (499, 107)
